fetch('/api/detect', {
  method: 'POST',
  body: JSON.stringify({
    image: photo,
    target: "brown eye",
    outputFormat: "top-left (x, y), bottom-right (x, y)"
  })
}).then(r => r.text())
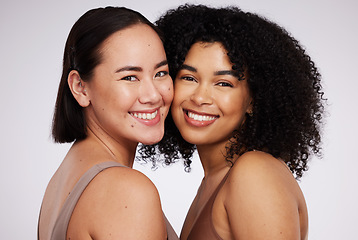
top-left (155, 71), bottom-right (168, 78)
top-left (217, 81), bottom-right (233, 87)
top-left (121, 76), bottom-right (137, 81)
top-left (181, 76), bottom-right (196, 82)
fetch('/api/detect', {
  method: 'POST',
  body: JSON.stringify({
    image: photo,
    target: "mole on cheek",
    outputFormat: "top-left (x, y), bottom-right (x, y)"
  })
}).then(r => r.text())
top-left (131, 125), bottom-right (134, 128)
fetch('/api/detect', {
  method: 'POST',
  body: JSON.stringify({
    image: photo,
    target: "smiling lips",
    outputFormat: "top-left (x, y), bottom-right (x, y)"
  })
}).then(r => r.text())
top-left (130, 109), bottom-right (160, 126)
top-left (131, 110), bottom-right (158, 120)
top-left (184, 110), bottom-right (218, 127)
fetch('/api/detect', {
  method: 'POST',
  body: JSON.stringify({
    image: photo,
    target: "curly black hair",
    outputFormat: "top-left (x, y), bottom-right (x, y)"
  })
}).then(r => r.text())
top-left (138, 4), bottom-right (325, 178)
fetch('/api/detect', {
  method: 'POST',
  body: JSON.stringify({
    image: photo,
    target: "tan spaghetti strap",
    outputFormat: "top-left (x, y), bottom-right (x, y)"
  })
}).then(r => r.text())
top-left (51, 161), bottom-right (126, 239)
top-left (46, 161), bottom-right (178, 239)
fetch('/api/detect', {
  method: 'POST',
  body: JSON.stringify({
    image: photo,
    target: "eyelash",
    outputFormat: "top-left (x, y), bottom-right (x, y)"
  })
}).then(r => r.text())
top-left (155, 71), bottom-right (169, 78)
top-left (121, 71), bottom-right (168, 81)
top-left (181, 76), bottom-right (233, 88)
top-left (217, 82), bottom-right (234, 87)
top-left (121, 75), bottom-right (137, 81)
top-left (180, 76), bottom-right (197, 82)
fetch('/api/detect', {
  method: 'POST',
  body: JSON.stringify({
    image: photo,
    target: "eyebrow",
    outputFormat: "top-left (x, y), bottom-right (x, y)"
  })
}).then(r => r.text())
top-left (179, 64), bottom-right (197, 73)
top-left (180, 64), bottom-right (238, 77)
top-left (214, 70), bottom-right (239, 77)
top-left (116, 66), bottom-right (142, 73)
top-left (115, 60), bottom-right (168, 73)
top-left (155, 60), bottom-right (168, 69)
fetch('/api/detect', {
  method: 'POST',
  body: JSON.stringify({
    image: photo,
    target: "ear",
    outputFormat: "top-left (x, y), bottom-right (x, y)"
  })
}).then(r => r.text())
top-left (246, 99), bottom-right (254, 116)
top-left (68, 70), bottom-right (90, 107)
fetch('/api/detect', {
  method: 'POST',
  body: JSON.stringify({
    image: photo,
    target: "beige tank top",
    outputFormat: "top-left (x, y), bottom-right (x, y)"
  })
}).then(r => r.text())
top-left (38, 161), bottom-right (178, 240)
top-left (186, 169), bottom-right (231, 240)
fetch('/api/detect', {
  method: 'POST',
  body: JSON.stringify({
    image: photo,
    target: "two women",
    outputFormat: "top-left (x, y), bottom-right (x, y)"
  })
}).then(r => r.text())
top-left (151, 4), bottom-right (325, 239)
top-left (39, 4), bottom-right (325, 240)
top-left (38, 7), bottom-right (177, 240)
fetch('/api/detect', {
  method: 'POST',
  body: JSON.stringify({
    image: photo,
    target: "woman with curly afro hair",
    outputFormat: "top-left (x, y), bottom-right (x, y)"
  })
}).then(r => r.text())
top-left (139, 4), bottom-right (325, 239)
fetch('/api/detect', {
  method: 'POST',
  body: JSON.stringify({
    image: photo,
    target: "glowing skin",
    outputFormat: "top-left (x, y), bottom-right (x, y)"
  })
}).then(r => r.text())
top-left (84, 24), bottom-right (173, 146)
top-left (172, 42), bottom-right (252, 147)
top-left (176, 42), bottom-right (308, 240)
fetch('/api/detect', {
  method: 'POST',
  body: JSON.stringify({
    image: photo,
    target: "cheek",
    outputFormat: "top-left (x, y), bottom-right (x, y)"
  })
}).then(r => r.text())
top-left (171, 104), bottom-right (181, 126)
top-left (220, 94), bottom-right (247, 117)
top-left (112, 86), bottom-right (138, 110)
top-left (171, 93), bottom-right (182, 112)
top-left (173, 82), bottom-right (190, 104)
top-left (159, 80), bottom-right (174, 104)
top-left (171, 90), bottom-right (185, 123)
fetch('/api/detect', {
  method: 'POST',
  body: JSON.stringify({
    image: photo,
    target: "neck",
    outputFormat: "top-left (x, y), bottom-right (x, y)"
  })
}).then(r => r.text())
top-left (197, 141), bottom-right (230, 177)
top-left (86, 124), bottom-right (137, 168)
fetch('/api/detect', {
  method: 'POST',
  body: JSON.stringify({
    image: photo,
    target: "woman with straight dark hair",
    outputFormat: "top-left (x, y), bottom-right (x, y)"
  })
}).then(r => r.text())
top-left (141, 4), bottom-right (325, 239)
top-left (38, 7), bottom-right (178, 240)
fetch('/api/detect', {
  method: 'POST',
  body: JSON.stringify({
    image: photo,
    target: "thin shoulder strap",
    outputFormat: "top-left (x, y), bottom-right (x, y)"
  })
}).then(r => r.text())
top-left (187, 168), bottom-right (232, 240)
top-left (51, 161), bottom-right (126, 240)
top-left (164, 213), bottom-right (179, 240)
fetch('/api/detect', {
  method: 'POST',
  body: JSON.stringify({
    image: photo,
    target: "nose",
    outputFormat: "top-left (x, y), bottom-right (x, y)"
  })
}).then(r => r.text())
top-left (138, 78), bottom-right (161, 105)
top-left (190, 83), bottom-right (213, 105)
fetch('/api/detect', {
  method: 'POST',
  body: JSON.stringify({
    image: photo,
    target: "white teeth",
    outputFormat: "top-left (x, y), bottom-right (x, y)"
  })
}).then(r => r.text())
top-left (188, 111), bottom-right (216, 121)
top-left (130, 110), bottom-right (158, 120)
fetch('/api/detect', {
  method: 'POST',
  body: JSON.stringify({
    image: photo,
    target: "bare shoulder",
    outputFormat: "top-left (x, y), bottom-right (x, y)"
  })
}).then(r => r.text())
top-left (67, 165), bottom-right (166, 240)
top-left (94, 165), bottom-right (160, 195)
top-left (225, 150), bottom-right (300, 211)
top-left (228, 151), bottom-right (296, 187)
top-left (85, 166), bottom-right (162, 214)
top-left (223, 151), bottom-right (306, 239)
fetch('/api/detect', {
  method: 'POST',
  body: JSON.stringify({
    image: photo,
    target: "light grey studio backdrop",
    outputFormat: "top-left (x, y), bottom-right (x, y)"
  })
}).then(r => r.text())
top-left (1, 0), bottom-right (357, 239)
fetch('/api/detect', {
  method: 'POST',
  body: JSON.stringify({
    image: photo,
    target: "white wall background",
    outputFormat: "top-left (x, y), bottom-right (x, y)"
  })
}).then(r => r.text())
top-left (0, 0), bottom-right (357, 239)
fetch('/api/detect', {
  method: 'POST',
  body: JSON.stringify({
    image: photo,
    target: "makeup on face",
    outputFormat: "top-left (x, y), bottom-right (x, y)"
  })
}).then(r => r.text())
top-left (171, 42), bottom-right (252, 146)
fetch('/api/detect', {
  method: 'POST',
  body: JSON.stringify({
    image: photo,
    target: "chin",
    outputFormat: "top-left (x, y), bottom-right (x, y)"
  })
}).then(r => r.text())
top-left (181, 134), bottom-right (211, 146)
top-left (139, 132), bottom-right (164, 145)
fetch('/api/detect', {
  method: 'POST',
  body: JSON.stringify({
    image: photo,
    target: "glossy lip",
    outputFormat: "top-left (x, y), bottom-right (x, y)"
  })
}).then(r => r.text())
top-left (183, 109), bottom-right (218, 127)
top-left (129, 108), bottom-right (161, 126)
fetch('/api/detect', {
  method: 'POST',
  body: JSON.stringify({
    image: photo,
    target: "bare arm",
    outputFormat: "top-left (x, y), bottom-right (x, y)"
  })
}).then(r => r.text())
top-left (67, 167), bottom-right (167, 240)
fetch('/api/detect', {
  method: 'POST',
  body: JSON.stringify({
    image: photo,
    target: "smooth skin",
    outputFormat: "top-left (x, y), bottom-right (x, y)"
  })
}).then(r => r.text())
top-left (174, 42), bottom-right (308, 240)
top-left (39, 24), bottom-right (173, 240)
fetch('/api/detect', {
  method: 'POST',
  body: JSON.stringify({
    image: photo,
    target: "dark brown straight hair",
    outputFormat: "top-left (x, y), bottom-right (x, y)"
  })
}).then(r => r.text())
top-left (52, 7), bottom-right (162, 143)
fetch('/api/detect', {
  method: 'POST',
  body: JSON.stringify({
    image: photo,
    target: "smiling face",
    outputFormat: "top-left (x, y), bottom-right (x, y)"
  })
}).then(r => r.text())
top-left (172, 42), bottom-right (252, 147)
top-left (83, 24), bottom-right (173, 146)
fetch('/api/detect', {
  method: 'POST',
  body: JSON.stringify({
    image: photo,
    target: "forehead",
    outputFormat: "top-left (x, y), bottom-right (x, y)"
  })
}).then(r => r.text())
top-left (98, 24), bottom-right (165, 66)
top-left (184, 42), bottom-right (233, 69)
top-left (101, 24), bottom-right (163, 54)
